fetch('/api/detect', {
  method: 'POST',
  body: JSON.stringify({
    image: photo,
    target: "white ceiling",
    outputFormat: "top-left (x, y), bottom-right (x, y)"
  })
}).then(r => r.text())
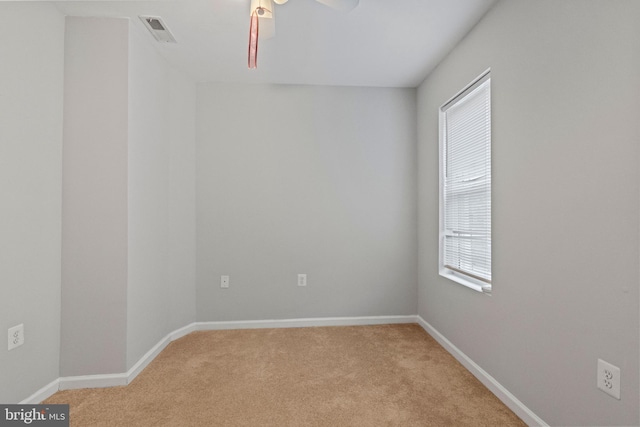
top-left (54, 0), bottom-right (496, 88)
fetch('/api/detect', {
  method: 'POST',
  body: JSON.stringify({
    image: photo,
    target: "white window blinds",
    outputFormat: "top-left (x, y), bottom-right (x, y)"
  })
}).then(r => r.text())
top-left (440, 71), bottom-right (491, 288)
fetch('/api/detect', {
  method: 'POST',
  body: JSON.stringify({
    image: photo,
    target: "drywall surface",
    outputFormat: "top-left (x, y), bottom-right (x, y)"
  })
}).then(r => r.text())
top-left (417, 1), bottom-right (640, 425)
top-left (61, 17), bottom-right (129, 376)
top-left (126, 24), bottom-right (197, 369)
top-left (0, 3), bottom-right (64, 403)
top-left (197, 84), bottom-right (417, 321)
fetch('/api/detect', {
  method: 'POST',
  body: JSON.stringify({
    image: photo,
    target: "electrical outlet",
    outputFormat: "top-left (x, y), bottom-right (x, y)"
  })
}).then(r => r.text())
top-left (597, 359), bottom-right (620, 400)
top-left (8, 324), bottom-right (24, 351)
top-left (221, 275), bottom-right (229, 288)
top-left (298, 274), bottom-right (307, 287)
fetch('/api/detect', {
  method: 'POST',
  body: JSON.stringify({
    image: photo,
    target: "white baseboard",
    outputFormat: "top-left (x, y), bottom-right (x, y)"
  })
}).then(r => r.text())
top-left (58, 373), bottom-right (128, 391)
top-left (195, 315), bottom-right (418, 331)
top-left (19, 378), bottom-right (60, 404)
top-left (22, 315), bottom-right (415, 399)
top-left (21, 312), bottom-right (543, 427)
top-left (125, 322), bottom-right (197, 384)
top-left (416, 315), bottom-right (547, 427)
top-left (58, 322), bottom-right (198, 392)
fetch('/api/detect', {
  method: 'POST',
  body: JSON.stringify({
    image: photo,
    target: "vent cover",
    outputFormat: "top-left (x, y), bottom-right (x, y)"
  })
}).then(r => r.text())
top-left (139, 16), bottom-right (177, 43)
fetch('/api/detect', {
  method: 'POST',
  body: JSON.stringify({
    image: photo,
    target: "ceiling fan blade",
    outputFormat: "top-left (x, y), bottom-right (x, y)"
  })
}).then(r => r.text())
top-left (314, 0), bottom-right (359, 12)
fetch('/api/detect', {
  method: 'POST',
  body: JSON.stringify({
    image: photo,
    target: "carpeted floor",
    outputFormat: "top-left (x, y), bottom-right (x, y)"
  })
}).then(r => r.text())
top-left (45, 324), bottom-right (525, 426)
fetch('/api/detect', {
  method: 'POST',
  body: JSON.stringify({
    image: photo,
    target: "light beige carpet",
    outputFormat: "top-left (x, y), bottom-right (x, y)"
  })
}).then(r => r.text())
top-left (45, 324), bottom-right (525, 426)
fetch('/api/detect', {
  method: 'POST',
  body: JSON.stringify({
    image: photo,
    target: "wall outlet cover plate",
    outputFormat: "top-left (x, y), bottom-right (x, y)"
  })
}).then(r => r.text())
top-left (597, 358), bottom-right (621, 400)
top-left (8, 324), bottom-right (24, 351)
top-left (221, 275), bottom-right (229, 288)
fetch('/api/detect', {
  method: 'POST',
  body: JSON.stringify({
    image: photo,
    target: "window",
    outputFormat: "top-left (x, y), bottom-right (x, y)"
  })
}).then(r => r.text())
top-left (439, 70), bottom-right (491, 293)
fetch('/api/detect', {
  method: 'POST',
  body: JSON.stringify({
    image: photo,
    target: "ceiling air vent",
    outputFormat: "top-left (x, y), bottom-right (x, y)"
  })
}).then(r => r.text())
top-left (140, 16), bottom-right (177, 43)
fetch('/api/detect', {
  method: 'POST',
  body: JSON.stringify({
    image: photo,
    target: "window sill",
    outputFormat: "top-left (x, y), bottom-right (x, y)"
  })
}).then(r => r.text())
top-left (439, 269), bottom-right (491, 294)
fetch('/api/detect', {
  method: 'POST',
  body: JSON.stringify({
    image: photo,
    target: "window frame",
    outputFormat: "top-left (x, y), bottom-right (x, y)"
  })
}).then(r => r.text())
top-left (438, 69), bottom-right (492, 293)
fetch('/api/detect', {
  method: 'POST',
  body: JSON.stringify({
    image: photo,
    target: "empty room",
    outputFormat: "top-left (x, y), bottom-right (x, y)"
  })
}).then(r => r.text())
top-left (1, 0), bottom-right (639, 426)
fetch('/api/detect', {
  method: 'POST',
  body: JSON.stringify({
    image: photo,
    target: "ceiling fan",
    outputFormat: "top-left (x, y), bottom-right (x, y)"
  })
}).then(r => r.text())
top-left (248, 0), bottom-right (360, 68)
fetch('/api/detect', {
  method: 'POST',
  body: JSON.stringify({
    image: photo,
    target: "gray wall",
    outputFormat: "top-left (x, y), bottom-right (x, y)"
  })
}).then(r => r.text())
top-left (0, 2), bottom-right (65, 403)
top-left (62, 17), bottom-right (197, 376)
top-left (197, 84), bottom-right (418, 321)
top-left (127, 23), bottom-right (197, 369)
top-left (61, 17), bottom-right (130, 376)
top-left (417, 1), bottom-right (640, 425)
